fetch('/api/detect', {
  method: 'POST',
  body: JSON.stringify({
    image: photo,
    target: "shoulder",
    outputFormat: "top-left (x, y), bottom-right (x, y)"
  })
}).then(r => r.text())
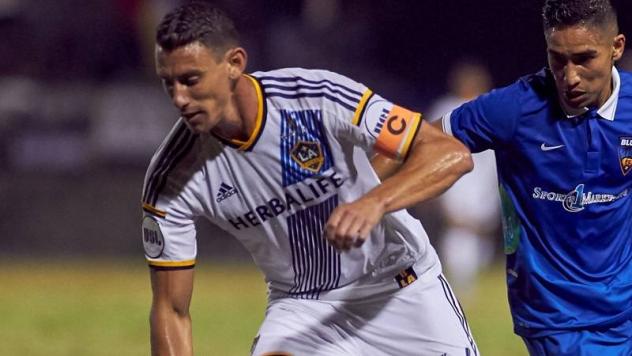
top-left (619, 68), bottom-right (632, 80)
top-left (250, 68), bottom-right (366, 93)
top-left (146, 119), bottom-right (199, 168)
top-left (618, 69), bottom-right (632, 98)
top-left (251, 67), bottom-right (357, 81)
top-left (249, 68), bottom-right (368, 113)
top-left (448, 69), bottom-right (552, 144)
top-left (142, 119), bottom-right (204, 206)
top-left (476, 68), bottom-right (552, 114)
top-left (493, 68), bottom-right (552, 100)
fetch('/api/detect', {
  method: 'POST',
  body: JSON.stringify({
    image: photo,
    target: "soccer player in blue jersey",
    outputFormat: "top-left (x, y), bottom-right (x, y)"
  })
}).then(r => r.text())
top-left (432, 0), bottom-right (630, 354)
top-left (143, 2), bottom-right (477, 356)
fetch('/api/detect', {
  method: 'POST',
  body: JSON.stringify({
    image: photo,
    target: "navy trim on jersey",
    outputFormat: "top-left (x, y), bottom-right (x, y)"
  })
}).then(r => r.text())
top-left (263, 83), bottom-right (360, 106)
top-left (438, 275), bottom-right (478, 356)
top-left (266, 92), bottom-right (355, 112)
top-left (143, 123), bottom-right (196, 206)
top-left (151, 134), bottom-right (196, 205)
top-left (143, 121), bottom-right (189, 204)
top-left (257, 75), bottom-right (363, 97)
top-left (354, 92), bottom-right (374, 127)
top-left (287, 194), bottom-right (341, 299)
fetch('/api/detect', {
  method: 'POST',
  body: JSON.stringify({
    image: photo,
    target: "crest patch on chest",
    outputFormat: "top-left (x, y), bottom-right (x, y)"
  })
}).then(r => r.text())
top-left (291, 141), bottom-right (324, 172)
top-left (618, 136), bottom-right (632, 175)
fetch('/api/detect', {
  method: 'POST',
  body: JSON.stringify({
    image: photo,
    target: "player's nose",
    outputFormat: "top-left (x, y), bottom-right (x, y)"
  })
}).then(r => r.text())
top-left (171, 83), bottom-right (190, 110)
top-left (563, 64), bottom-right (581, 87)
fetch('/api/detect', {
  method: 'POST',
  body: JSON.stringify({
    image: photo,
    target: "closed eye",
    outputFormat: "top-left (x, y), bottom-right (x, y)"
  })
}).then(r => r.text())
top-left (181, 76), bottom-right (200, 87)
top-left (572, 53), bottom-right (596, 65)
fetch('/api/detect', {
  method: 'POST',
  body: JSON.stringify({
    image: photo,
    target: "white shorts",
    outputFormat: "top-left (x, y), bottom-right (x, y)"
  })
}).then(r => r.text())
top-left (251, 274), bottom-right (478, 356)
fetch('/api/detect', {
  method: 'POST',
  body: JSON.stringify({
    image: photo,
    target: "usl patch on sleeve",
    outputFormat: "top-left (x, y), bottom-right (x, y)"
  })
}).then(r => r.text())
top-left (142, 216), bottom-right (165, 258)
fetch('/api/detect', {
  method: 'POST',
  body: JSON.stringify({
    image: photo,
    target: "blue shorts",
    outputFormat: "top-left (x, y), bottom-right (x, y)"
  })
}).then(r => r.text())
top-left (522, 319), bottom-right (632, 356)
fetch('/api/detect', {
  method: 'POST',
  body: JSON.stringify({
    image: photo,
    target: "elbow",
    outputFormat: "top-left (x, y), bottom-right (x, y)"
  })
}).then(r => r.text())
top-left (460, 149), bottom-right (474, 175)
top-left (450, 143), bottom-right (473, 177)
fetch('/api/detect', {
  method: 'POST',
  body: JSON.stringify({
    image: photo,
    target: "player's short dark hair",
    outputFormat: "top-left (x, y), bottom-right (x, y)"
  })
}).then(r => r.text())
top-left (542, 0), bottom-right (618, 32)
top-left (156, 2), bottom-right (239, 56)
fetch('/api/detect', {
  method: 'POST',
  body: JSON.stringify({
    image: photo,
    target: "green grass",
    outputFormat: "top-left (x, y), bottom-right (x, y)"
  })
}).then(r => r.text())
top-left (461, 267), bottom-right (527, 355)
top-left (0, 260), bottom-right (526, 355)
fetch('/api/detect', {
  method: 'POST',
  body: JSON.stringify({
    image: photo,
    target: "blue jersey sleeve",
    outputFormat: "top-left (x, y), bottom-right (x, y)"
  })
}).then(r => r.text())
top-left (446, 84), bottom-right (523, 153)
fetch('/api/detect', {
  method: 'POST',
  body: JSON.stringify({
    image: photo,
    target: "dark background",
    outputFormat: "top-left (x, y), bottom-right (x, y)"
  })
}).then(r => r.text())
top-left (1, 0), bottom-right (631, 260)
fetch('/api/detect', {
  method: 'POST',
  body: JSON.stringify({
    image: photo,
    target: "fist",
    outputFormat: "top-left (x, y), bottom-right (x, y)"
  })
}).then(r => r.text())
top-left (324, 198), bottom-right (385, 251)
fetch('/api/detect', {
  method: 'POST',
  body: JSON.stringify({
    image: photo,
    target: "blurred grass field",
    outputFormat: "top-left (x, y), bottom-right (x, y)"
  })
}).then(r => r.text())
top-left (0, 259), bottom-right (527, 355)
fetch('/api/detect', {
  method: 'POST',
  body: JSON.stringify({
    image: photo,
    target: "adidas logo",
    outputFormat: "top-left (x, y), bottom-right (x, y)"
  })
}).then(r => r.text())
top-left (216, 182), bottom-right (238, 203)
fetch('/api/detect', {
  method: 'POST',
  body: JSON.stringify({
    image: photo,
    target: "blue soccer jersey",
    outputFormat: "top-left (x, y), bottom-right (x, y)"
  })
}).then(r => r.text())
top-left (443, 67), bottom-right (632, 337)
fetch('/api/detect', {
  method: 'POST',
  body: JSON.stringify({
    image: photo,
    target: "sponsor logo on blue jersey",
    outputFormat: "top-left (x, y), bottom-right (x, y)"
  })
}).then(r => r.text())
top-left (532, 184), bottom-right (628, 212)
top-left (618, 136), bottom-right (632, 175)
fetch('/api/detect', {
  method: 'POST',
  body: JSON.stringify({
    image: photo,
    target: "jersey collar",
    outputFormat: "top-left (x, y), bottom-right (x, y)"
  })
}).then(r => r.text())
top-left (563, 66), bottom-right (619, 121)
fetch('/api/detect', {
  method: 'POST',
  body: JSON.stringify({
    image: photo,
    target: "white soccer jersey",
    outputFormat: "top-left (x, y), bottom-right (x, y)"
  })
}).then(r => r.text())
top-left (141, 68), bottom-right (441, 300)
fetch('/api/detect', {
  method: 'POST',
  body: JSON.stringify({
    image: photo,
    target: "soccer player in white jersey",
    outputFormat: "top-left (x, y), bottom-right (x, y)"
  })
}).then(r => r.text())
top-left (142, 3), bottom-right (476, 355)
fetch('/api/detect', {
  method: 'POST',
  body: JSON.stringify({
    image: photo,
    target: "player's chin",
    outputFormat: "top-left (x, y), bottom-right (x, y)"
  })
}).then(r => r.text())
top-left (564, 93), bottom-right (592, 110)
top-left (184, 121), bottom-right (208, 134)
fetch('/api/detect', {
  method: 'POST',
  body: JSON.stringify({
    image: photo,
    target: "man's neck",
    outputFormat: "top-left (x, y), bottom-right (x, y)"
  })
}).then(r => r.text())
top-left (212, 75), bottom-right (258, 142)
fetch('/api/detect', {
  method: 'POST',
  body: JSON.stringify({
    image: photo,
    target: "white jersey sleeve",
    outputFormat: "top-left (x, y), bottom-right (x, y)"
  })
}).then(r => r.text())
top-left (141, 120), bottom-right (202, 269)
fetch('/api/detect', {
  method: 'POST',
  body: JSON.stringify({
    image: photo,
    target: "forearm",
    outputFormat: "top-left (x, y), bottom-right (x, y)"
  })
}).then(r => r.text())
top-left (150, 304), bottom-right (193, 356)
top-left (149, 268), bottom-right (195, 356)
top-left (365, 134), bottom-right (472, 214)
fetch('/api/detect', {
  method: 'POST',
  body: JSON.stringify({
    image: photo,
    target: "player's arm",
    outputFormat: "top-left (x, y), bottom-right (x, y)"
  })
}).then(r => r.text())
top-left (370, 120), bottom-right (445, 181)
top-left (326, 119), bottom-right (472, 250)
top-left (150, 267), bottom-right (194, 356)
top-left (370, 154), bottom-right (401, 181)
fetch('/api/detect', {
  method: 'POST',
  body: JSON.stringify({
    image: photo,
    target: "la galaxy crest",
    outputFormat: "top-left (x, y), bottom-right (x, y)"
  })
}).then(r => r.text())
top-left (291, 141), bottom-right (324, 172)
top-left (619, 136), bottom-right (632, 175)
top-left (280, 108), bottom-right (333, 185)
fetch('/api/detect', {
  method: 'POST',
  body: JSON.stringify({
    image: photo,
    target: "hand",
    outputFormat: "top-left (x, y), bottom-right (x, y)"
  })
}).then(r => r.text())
top-left (324, 196), bottom-right (385, 251)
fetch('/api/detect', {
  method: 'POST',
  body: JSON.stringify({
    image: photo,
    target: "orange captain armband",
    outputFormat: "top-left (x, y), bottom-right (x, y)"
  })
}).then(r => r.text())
top-left (368, 104), bottom-right (422, 160)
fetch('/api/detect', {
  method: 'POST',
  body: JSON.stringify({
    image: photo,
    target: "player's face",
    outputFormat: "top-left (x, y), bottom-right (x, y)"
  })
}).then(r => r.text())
top-left (546, 25), bottom-right (625, 112)
top-left (155, 42), bottom-right (233, 134)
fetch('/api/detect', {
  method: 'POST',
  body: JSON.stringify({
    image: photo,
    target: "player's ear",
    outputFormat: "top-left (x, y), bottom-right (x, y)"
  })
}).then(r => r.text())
top-left (612, 34), bottom-right (625, 61)
top-left (226, 47), bottom-right (247, 79)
